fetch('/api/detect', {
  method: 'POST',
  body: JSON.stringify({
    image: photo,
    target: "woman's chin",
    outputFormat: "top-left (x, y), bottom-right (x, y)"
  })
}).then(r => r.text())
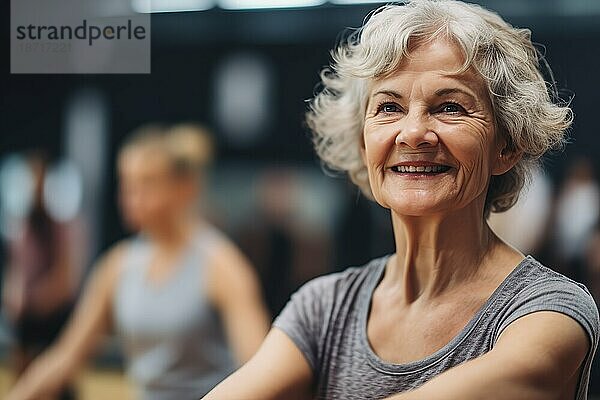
top-left (378, 194), bottom-right (449, 216)
top-left (392, 205), bottom-right (444, 216)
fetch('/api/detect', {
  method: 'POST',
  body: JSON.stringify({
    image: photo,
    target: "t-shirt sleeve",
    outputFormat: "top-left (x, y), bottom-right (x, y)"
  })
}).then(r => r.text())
top-left (494, 278), bottom-right (599, 399)
top-left (496, 278), bottom-right (599, 346)
top-left (272, 275), bottom-right (334, 375)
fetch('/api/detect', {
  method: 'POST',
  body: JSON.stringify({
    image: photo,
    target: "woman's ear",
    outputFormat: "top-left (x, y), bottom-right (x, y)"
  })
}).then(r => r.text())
top-left (492, 146), bottom-right (522, 176)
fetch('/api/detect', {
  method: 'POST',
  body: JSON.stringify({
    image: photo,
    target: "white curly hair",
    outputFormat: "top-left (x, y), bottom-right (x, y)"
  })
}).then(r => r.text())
top-left (306, 0), bottom-right (572, 216)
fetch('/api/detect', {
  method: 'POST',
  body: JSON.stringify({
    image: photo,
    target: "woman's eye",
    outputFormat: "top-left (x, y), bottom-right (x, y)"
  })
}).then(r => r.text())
top-left (440, 103), bottom-right (465, 114)
top-left (378, 103), bottom-right (401, 114)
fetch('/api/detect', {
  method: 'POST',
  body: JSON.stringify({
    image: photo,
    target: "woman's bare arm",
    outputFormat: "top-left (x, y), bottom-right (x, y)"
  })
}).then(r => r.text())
top-left (203, 328), bottom-right (314, 400)
top-left (388, 311), bottom-right (589, 400)
top-left (5, 243), bottom-right (125, 400)
top-left (204, 233), bottom-right (313, 399)
top-left (206, 236), bottom-right (271, 364)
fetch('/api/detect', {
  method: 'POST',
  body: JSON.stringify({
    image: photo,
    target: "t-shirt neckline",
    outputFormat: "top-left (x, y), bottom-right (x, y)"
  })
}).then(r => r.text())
top-left (358, 254), bottom-right (533, 375)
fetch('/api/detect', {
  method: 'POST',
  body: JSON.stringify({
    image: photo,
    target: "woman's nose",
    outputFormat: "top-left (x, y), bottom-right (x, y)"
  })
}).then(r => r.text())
top-left (394, 109), bottom-right (438, 148)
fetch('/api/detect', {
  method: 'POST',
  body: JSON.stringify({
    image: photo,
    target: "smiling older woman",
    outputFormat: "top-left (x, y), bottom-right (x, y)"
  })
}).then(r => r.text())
top-left (204, 1), bottom-right (599, 399)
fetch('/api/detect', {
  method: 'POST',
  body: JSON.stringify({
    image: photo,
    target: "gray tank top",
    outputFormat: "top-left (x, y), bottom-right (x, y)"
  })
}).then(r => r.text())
top-left (274, 255), bottom-right (599, 399)
top-left (113, 227), bottom-right (235, 400)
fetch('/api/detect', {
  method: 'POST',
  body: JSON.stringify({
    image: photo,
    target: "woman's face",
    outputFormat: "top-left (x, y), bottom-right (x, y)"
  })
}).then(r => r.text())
top-left (363, 38), bottom-right (508, 216)
top-left (118, 146), bottom-right (189, 231)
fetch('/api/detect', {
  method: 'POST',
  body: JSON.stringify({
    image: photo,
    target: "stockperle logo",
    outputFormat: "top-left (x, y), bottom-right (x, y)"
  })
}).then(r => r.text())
top-left (11, 0), bottom-right (150, 74)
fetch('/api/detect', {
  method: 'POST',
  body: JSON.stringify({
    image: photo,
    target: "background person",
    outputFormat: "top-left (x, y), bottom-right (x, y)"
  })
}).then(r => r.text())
top-left (2, 152), bottom-right (80, 400)
top-left (6, 124), bottom-right (270, 400)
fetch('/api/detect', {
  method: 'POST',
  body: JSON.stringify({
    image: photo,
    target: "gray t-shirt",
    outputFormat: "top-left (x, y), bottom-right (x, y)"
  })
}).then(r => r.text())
top-left (274, 255), bottom-right (599, 399)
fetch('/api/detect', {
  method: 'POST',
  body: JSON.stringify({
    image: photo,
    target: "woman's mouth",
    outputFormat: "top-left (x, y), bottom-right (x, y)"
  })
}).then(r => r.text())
top-left (390, 164), bottom-right (452, 174)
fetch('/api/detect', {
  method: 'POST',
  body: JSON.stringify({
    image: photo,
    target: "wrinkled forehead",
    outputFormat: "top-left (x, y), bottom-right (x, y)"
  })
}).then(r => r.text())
top-left (367, 38), bottom-right (491, 104)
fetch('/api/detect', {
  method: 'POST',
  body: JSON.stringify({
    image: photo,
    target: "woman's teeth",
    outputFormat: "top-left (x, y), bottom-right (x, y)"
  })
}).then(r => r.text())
top-left (392, 165), bottom-right (449, 173)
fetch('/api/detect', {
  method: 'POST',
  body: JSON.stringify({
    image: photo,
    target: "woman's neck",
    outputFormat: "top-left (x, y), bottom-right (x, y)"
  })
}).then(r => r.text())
top-left (143, 215), bottom-right (196, 253)
top-left (388, 204), bottom-right (508, 303)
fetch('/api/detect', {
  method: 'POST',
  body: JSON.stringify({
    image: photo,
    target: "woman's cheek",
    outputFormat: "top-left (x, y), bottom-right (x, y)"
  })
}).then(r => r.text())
top-left (364, 122), bottom-right (398, 163)
top-left (363, 136), bottom-right (381, 173)
top-left (442, 129), bottom-right (495, 201)
top-left (441, 123), bottom-right (488, 164)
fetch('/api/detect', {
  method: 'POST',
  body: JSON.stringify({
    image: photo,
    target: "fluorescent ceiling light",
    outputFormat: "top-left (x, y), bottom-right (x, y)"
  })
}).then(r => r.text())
top-left (132, 0), bottom-right (215, 13)
top-left (331, 0), bottom-right (386, 4)
top-left (219, 0), bottom-right (325, 10)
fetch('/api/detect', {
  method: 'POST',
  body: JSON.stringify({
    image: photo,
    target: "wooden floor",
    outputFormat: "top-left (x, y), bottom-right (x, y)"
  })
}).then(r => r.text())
top-left (0, 365), bottom-right (134, 399)
top-left (3, 365), bottom-right (599, 400)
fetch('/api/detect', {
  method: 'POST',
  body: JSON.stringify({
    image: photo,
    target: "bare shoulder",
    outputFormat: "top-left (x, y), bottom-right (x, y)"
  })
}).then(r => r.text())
top-left (202, 225), bottom-right (253, 275)
top-left (88, 240), bottom-right (131, 292)
top-left (199, 225), bottom-right (259, 299)
top-left (203, 226), bottom-right (246, 262)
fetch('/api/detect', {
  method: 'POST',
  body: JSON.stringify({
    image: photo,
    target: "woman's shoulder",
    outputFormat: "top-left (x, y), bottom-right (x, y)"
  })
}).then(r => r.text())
top-left (92, 238), bottom-right (139, 283)
top-left (276, 255), bottom-right (387, 324)
top-left (191, 222), bottom-right (239, 259)
top-left (498, 256), bottom-right (599, 342)
top-left (273, 256), bottom-right (387, 372)
top-left (517, 256), bottom-right (596, 305)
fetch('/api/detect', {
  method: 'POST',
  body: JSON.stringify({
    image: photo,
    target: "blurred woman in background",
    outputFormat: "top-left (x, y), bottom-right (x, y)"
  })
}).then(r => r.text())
top-left (7, 124), bottom-right (270, 400)
top-left (2, 152), bottom-right (79, 400)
